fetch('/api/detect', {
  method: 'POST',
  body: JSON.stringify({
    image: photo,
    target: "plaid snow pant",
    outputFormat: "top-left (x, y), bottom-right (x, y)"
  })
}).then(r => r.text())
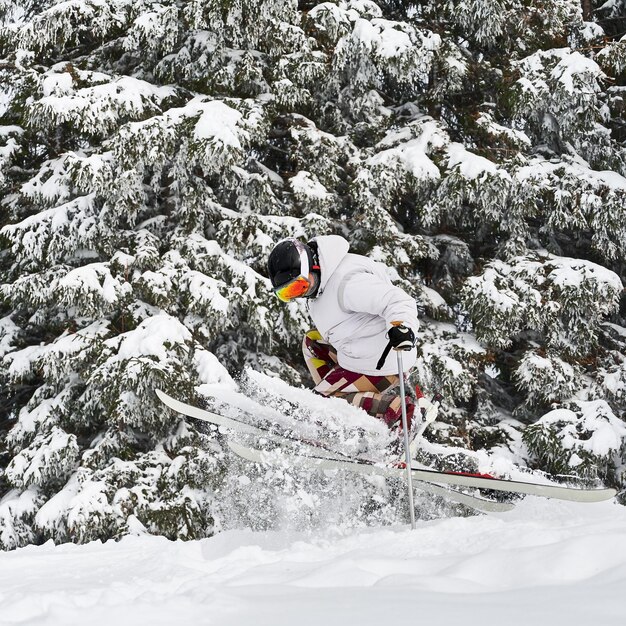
top-left (302, 330), bottom-right (415, 430)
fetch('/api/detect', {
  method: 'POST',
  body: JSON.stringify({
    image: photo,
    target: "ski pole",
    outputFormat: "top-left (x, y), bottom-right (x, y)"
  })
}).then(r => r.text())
top-left (396, 350), bottom-right (416, 530)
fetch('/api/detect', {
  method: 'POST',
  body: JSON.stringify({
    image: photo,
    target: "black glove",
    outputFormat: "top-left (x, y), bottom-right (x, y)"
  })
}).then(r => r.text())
top-left (376, 324), bottom-right (416, 370)
top-left (388, 324), bottom-right (415, 351)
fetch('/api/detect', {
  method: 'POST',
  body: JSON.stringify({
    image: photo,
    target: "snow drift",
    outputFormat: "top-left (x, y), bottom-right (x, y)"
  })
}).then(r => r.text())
top-left (1, 498), bottom-right (625, 626)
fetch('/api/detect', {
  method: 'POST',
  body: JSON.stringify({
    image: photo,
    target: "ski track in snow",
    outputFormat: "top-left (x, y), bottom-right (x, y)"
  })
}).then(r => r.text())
top-left (1, 499), bottom-right (626, 626)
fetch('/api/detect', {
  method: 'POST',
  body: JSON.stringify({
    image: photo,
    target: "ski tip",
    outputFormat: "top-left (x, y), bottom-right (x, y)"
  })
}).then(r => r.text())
top-left (155, 388), bottom-right (178, 410)
top-left (155, 388), bottom-right (175, 404)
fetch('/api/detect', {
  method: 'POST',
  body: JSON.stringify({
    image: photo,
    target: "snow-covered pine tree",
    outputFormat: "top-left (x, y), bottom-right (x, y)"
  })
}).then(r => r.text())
top-left (1, 0), bottom-right (626, 550)
top-left (0, 0), bottom-right (316, 548)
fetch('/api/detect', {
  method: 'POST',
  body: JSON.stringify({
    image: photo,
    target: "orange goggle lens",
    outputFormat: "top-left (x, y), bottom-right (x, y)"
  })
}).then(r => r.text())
top-left (274, 276), bottom-right (312, 302)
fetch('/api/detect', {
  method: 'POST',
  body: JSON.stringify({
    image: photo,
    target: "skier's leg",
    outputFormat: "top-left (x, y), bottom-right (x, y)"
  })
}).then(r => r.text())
top-left (312, 366), bottom-right (415, 430)
top-left (348, 388), bottom-right (416, 431)
top-left (302, 330), bottom-right (338, 385)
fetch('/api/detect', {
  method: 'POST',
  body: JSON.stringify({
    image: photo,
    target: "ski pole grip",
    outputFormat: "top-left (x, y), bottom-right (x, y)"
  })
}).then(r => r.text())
top-left (377, 321), bottom-right (416, 369)
top-left (391, 321), bottom-right (414, 352)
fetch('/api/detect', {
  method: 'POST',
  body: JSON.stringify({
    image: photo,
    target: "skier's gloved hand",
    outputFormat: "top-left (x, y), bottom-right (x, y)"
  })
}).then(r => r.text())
top-left (388, 324), bottom-right (415, 351)
top-left (375, 322), bottom-right (416, 370)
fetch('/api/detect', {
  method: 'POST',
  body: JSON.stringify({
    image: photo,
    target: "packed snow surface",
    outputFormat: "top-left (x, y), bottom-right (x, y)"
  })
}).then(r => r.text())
top-left (1, 499), bottom-right (625, 625)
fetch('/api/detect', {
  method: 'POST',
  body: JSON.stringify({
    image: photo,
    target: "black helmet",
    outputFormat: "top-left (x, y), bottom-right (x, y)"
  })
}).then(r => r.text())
top-left (267, 238), bottom-right (319, 301)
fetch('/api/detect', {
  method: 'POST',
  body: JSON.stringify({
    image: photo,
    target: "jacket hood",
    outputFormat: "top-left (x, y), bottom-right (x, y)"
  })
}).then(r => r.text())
top-left (310, 235), bottom-right (350, 292)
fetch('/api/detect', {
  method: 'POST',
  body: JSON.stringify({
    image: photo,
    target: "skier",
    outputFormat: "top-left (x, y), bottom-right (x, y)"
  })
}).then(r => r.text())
top-left (267, 234), bottom-right (432, 431)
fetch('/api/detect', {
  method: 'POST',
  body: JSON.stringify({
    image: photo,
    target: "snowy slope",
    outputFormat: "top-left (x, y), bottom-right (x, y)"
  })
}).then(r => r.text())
top-left (1, 498), bottom-right (625, 626)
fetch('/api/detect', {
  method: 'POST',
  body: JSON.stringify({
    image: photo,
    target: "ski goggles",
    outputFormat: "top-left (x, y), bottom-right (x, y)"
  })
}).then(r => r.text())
top-left (273, 275), bottom-right (315, 302)
top-left (272, 239), bottom-right (314, 302)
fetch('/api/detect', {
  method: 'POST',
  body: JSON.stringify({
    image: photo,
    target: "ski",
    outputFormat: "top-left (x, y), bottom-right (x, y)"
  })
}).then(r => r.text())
top-left (157, 388), bottom-right (616, 504)
top-left (157, 389), bottom-right (516, 512)
top-left (227, 441), bottom-right (617, 504)
top-left (227, 441), bottom-right (515, 513)
top-left (156, 388), bottom-right (352, 460)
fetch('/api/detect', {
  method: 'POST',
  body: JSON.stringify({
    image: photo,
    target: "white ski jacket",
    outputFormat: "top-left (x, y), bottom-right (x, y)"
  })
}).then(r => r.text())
top-left (307, 235), bottom-right (419, 376)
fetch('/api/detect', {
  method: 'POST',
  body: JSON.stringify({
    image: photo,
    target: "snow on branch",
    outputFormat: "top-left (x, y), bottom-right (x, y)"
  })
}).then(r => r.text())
top-left (0, 488), bottom-right (42, 551)
top-left (514, 158), bottom-right (626, 261)
top-left (0, 126), bottom-right (21, 187)
top-left (28, 68), bottom-right (177, 138)
top-left (3, 0), bottom-right (127, 57)
top-left (113, 97), bottom-right (262, 176)
top-left (6, 426), bottom-right (80, 490)
top-left (332, 15), bottom-right (440, 98)
top-left (515, 350), bottom-right (580, 407)
top-left (513, 47), bottom-right (609, 160)
top-left (4, 321), bottom-right (110, 387)
top-left (463, 252), bottom-right (623, 355)
top-left (524, 400), bottom-right (626, 479)
top-left (2, 195), bottom-right (103, 267)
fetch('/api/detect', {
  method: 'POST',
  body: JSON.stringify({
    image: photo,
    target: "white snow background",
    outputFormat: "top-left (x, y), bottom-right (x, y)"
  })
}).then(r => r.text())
top-left (1, 498), bottom-right (625, 626)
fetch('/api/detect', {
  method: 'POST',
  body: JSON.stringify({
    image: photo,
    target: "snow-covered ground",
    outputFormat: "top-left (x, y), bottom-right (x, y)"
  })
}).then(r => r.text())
top-left (1, 498), bottom-right (625, 626)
